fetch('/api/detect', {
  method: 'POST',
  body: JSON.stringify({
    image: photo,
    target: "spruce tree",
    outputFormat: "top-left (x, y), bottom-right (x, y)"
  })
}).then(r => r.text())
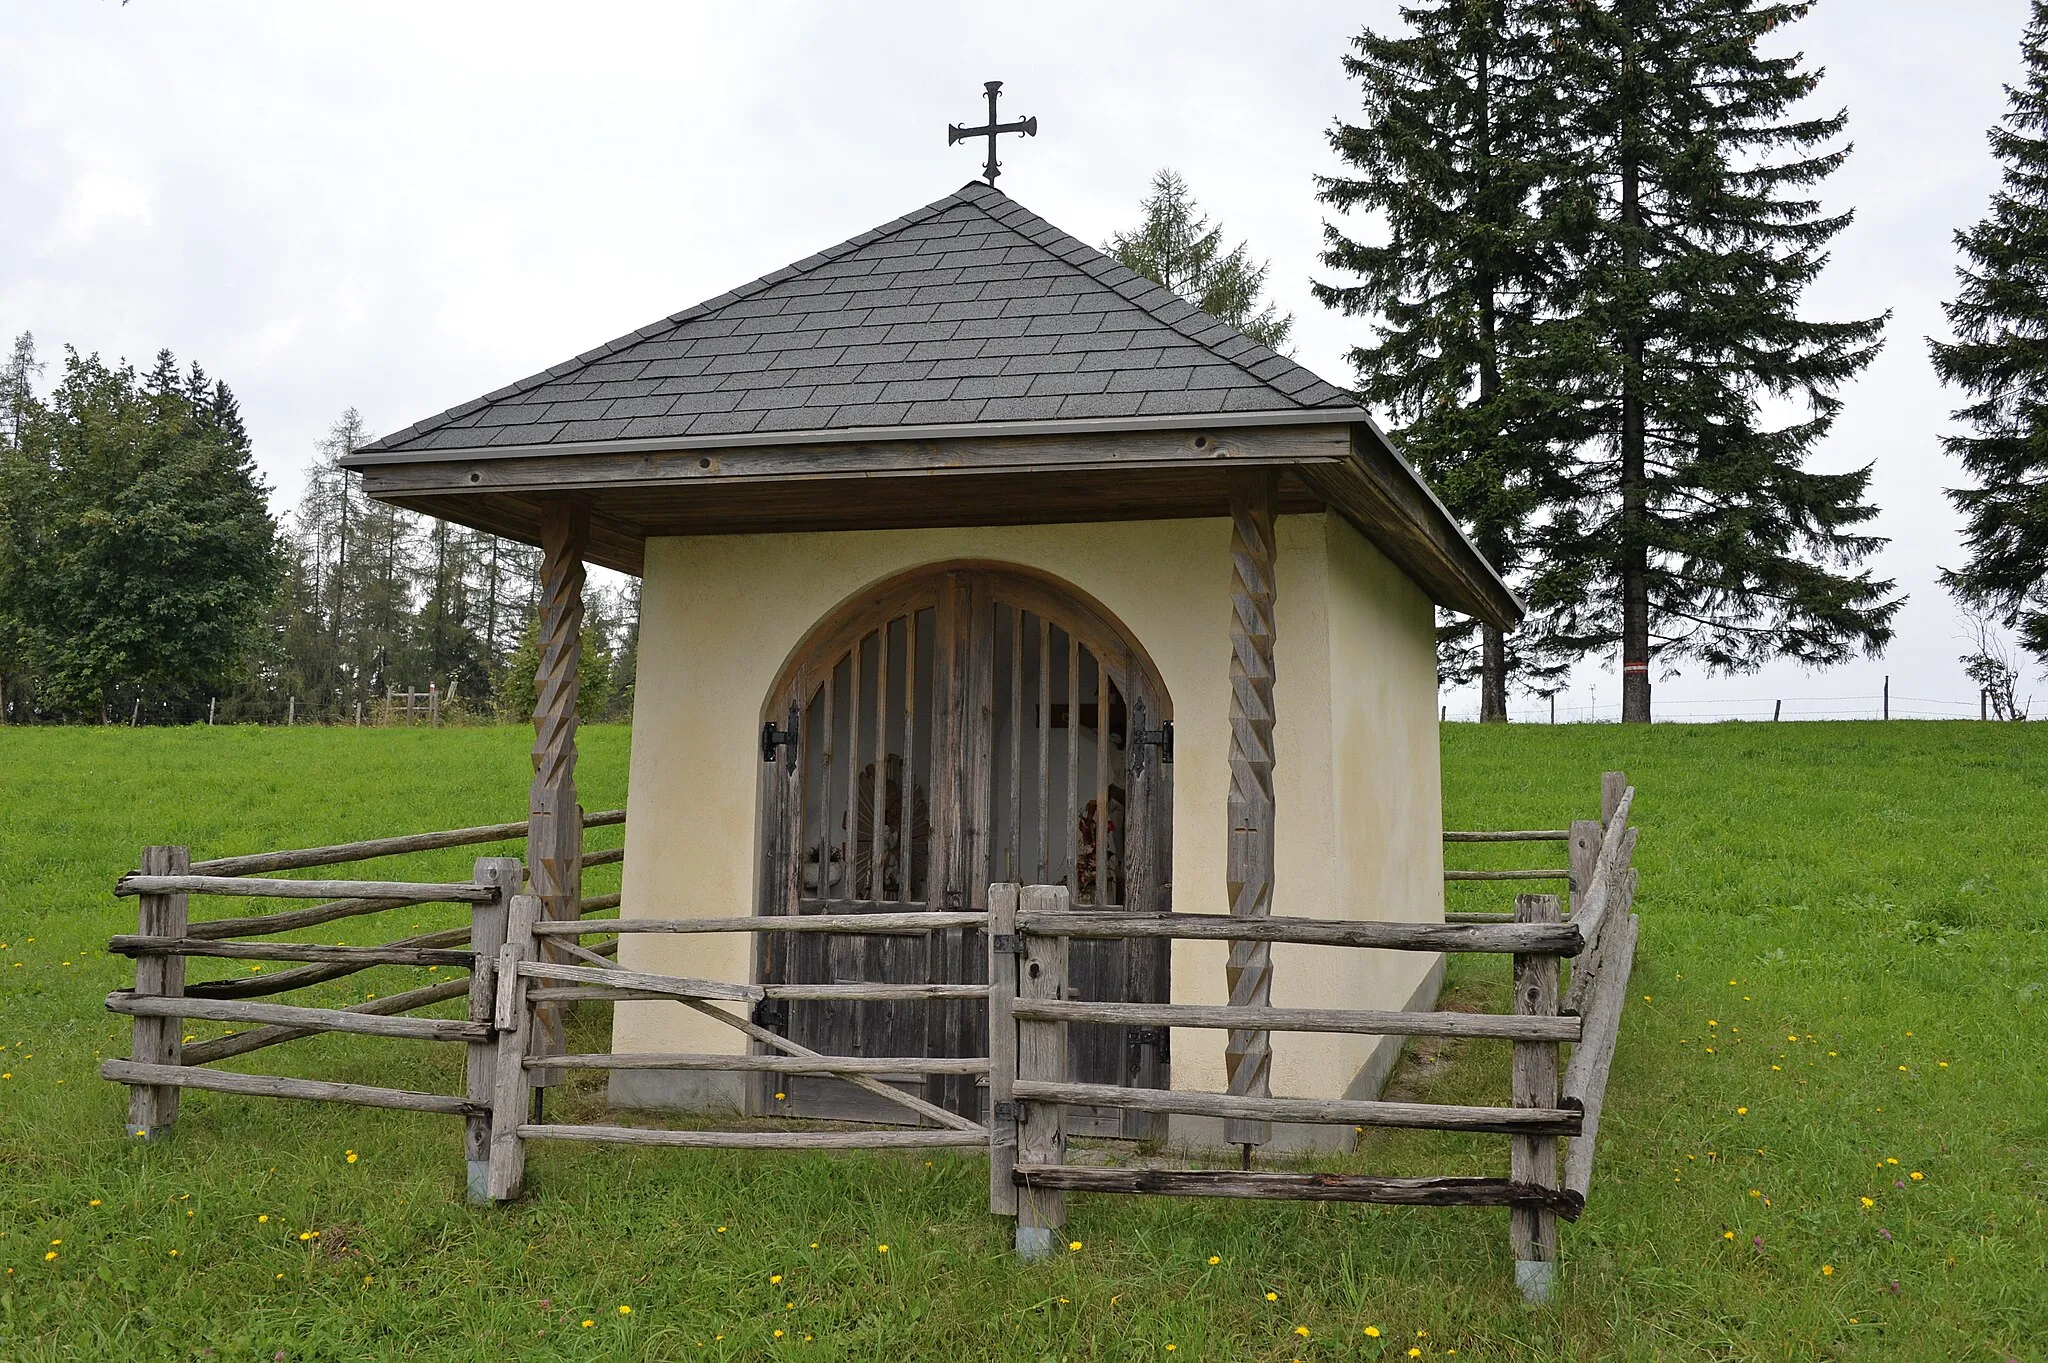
top-left (1108, 170), bottom-right (1295, 351)
top-left (1532, 0), bottom-right (1897, 721)
top-left (1931, 0), bottom-right (2048, 664)
top-left (1315, 0), bottom-right (1578, 719)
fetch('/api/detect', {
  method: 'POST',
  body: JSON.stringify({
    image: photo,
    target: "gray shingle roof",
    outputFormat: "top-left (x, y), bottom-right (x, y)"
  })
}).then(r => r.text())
top-left (359, 181), bottom-right (1359, 457)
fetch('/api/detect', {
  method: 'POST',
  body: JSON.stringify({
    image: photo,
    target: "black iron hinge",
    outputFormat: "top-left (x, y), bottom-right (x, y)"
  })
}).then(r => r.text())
top-left (1128, 1026), bottom-right (1170, 1063)
top-left (1132, 709), bottom-right (1173, 764)
top-left (990, 933), bottom-right (1021, 955)
top-left (760, 704), bottom-right (800, 765)
top-left (751, 998), bottom-right (790, 1032)
top-left (993, 1099), bottom-right (1019, 1122)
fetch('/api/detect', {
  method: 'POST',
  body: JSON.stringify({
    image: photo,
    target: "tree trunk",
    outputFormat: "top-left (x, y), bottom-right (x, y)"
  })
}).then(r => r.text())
top-left (1474, 33), bottom-right (1510, 725)
top-left (1618, 78), bottom-right (1652, 725)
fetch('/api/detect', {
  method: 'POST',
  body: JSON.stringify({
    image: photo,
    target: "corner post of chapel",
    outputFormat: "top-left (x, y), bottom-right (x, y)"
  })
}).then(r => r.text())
top-left (1223, 468), bottom-right (1279, 1149)
top-left (528, 495), bottom-right (591, 1077)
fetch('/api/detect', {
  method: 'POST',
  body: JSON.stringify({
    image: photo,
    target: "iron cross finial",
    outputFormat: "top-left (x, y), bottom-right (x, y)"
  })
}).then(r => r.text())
top-left (947, 80), bottom-right (1037, 187)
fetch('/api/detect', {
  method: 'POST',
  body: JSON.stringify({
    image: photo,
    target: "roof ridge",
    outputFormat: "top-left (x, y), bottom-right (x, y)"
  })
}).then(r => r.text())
top-left (361, 185), bottom-right (992, 454)
top-left (950, 182), bottom-right (1347, 409)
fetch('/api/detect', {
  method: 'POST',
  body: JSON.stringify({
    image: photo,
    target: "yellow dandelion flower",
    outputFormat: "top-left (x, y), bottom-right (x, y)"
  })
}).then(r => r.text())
top-left (1165, 1347), bottom-right (1176, 1353)
top-left (50, 1240), bottom-right (60, 1246)
top-left (1410, 1351), bottom-right (1423, 1359)
top-left (259, 1215), bottom-right (269, 1223)
top-left (299, 1232), bottom-right (313, 1241)
top-left (618, 1304), bottom-right (632, 1315)
top-left (775, 1092), bottom-right (786, 1101)
top-left (1898, 1065), bottom-right (1908, 1072)
top-left (1207, 1255), bottom-right (1220, 1265)
top-left (1749, 1188), bottom-right (1761, 1197)
top-left (1704, 1048), bottom-right (1715, 1054)
top-left (346, 1152), bottom-right (358, 1164)
top-left (1938, 1060), bottom-right (1949, 1068)
top-left (1722, 1231), bottom-right (1735, 1241)
top-left (1821, 1264), bottom-right (1834, 1276)
top-left (1736, 1106), bottom-right (1748, 1115)
top-left (1910, 1171), bottom-right (1924, 1181)
top-left (362, 1275), bottom-right (372, 1285)
top-left (876, 1243), bottom-right (888, 1254)
top-left (775, 1329), bottom-right (785, 1338)
top-left (810, 1242), bottom-right (819, 1249)
top-left (168, 1249), bottom-right (179, 1257)
top-left (1886, 1157), bottom-right (1898, 1165)
top-left (1294, 1326), bottom-right (1310, 1338)
top-left (1068, 1240), bottom-right (1083, 1252)
top-left (1265, 1291), bottom-right (1278, 1301)
top-left (1365, 1325), bottom-right (1382, 1337)
top-left (771, 1274), bottom-right (783, 1284)
top-left (44, 1251), bottom-right (56, 1261)
top-left (89, 1200), bottom-right (100, 1208)
top-left (581, 1320), bottom-right (594, 1329)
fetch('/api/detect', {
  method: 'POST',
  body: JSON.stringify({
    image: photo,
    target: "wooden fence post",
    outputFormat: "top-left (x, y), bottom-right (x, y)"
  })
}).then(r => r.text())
top-left (1014, 883), bottom-right (1068, 1259)
top-left (1600, 772), bottom-right (1626, 828)
top-left (1566, 820), bottom-right (1601, 919)
top-left (487, 892), bottom-right (541, 1201)
top-left (987, 883), bottom-right (1020, 1216)
top-left (466, 857), bottom-right (521, 1203)
top-left (1511, 891), bottom-right (1563, 1302)
top-left (125, 845), bottom-right (190, 1138)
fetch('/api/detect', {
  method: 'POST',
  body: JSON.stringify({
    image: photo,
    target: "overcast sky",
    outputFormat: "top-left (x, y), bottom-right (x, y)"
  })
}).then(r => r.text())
top-left (2, 1), bottom-right (2036, 720)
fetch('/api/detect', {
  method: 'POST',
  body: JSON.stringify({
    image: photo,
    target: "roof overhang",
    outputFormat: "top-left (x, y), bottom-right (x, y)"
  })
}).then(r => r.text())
top-left (348, 414), bottom-right (1523, 629)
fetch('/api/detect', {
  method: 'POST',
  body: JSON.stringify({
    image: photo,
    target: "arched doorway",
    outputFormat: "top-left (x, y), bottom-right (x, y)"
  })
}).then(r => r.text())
top-left (756, 561), bottom-right (1173, 1129)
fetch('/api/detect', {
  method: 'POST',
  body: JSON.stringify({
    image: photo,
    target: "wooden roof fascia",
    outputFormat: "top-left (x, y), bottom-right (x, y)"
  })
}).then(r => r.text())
top-left (350, 423), bottom-right (1351, 499)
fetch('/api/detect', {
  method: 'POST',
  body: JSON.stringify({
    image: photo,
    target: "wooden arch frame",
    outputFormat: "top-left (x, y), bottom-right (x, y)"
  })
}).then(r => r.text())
top-left (750, 557), bottom-right (1176, 1129)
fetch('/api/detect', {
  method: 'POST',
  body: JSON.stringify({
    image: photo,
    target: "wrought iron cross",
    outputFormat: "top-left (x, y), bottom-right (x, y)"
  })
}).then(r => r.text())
top-left (948, 81), bottom-right (1037, 186)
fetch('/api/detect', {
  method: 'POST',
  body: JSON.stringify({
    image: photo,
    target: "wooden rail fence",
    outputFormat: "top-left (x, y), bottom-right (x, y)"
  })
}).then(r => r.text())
top-left (102, 774), bottom-right (1640, 1301)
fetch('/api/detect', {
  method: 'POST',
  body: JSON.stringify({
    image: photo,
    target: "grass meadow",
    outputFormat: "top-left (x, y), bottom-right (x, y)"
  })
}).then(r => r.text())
top-left (0, 720), bottom-right (2043, 1361)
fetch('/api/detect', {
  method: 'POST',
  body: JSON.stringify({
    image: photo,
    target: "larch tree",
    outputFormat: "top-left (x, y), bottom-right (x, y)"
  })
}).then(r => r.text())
top-left (1108, 170), bottom-right (1295, 352)
top-left (1931, 0), bottom-right (2048, 666)
top-left (1532, 0), bottom-right (1897, 721)
top-left (1314, 0), bottom-right (1579, 720)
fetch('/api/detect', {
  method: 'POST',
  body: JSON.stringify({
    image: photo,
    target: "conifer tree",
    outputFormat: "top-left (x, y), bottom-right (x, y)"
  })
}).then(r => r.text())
top-left (1315, 0), bottom-right (1578, 719)
top-left (1931, 0), bottom-right (2048, 664)
top-left (1109, 170), bottom-right (1295, 351)
top-left (1532, 0), bottom-right (1897, 721)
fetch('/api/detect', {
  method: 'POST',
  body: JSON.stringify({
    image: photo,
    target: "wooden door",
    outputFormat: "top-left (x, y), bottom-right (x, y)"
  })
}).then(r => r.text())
top-left (756, 563), bottom-right (1172, 1131)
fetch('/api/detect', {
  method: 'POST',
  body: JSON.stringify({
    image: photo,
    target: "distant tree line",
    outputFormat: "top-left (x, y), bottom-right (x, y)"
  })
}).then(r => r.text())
top-left (0, 335), bottom-right (636, 725)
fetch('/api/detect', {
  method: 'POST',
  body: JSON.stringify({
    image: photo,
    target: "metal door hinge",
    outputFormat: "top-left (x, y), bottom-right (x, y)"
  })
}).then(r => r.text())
top-left (1128, 1026), bottom-right (1170, 1062)
top-left (990, 933), bottom-right (1021, 955)
top-left (751, 998), bottom-right (790, 1032)
top-left (761, 704), bottom-right (800, 764)
top-left (1133, 715), bottom-right (1173, 764)
top-left (993, 1100), bottom-right (1018, 1122)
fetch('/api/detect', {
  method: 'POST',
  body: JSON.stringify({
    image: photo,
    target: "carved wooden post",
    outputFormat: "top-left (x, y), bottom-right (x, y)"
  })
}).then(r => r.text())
top-left (528, 498), bottom-right (589, 1084)
top-left (126, 845), bottom-right (189, 1138)
top-left (1511, 892), bottom-right (1563, 1302)
top-left (1014, 883), bottom-right (1069, 1258)
top-left (1224, 471), bottom-right (1278, 1150)
top-left (466, 857), bottom-right (522, 1203)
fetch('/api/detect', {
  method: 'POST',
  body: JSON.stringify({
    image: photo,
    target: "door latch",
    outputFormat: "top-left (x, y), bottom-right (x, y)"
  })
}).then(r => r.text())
top-left (1131, 702), bottom-right (1173, 764)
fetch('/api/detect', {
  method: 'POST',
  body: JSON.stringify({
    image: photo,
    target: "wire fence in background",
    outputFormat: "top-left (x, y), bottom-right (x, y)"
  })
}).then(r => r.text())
top-left (1446, 692), bottom-right (2015, 724)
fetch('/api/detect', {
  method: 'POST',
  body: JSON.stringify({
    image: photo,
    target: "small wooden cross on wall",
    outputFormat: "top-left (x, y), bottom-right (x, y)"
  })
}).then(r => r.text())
top-left (948, 81), bottom-right (1037, 186)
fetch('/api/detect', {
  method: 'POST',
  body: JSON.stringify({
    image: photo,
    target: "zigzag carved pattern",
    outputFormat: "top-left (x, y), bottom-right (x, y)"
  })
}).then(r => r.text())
top-left (1223, 474), bottom-right (1278, 1142)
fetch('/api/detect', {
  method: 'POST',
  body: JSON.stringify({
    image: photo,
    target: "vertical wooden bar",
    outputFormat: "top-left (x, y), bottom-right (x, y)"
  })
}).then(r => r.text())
top-left (1567, 820), bottom-right (1602, 918)
top-left (1600, 771), bottom-right (1627, 828)
top-left (873, 627), bottom-right (889, 902)
top-left (1015, 883), bottom-right (1069, 1258)
top-left (1035, 616), bottom-right (1051, 883)
top-left (528, 498), bottom-right (588, 1084)
top-left (956, 576), bottom-right (998, 1112)
top-left (488, 892), bottom-right (542, 1201)
top-left (820, 660), bottom-right (837, 901)
top-left (126, 845), bottom-right (189, 1138)
top-left (1009, 606), bottom-right (1023, 886)
top-left (465, 857), bottom-right (521, 1203)
top-left (987, 882), bottom-right (1020, 1216)
top-left (1224, 470), bottom-right (1279, 1149)
top-left (847, 634), bottom-right (863, 901)
top-left (903, 612), bottom-right (918, 904)
top-left (1094, 657), bottom-right (1109, 908)
top-left (1065, 635), bottom-right (1079, 895)
top-left (1511, 891), bottom-right (1563, 1302)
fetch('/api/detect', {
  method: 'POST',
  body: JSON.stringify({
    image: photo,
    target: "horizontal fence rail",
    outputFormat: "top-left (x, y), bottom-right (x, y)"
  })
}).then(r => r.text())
top-left (1012, 1165), bottom-right (1585, 1217)
top-left (1011, 910), bottom-right (1583, 956)
top-left (1007, 998), bottom-right (1582, 1042)
top-left (529, 911), bottom-right (990, 936)
top-left (184, 808), bottom-right (625, 878)
top-left (115, 875), bottom-right (496, 903)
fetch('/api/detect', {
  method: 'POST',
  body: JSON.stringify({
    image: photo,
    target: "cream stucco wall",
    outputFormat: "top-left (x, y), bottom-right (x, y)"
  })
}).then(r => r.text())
top-left (610, 514), bottom-right (1444, 1129)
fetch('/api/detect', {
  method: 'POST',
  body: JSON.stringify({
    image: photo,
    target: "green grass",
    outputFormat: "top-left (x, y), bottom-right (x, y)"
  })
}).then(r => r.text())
top-left (0, 720), bottom-right (2044, 1361)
